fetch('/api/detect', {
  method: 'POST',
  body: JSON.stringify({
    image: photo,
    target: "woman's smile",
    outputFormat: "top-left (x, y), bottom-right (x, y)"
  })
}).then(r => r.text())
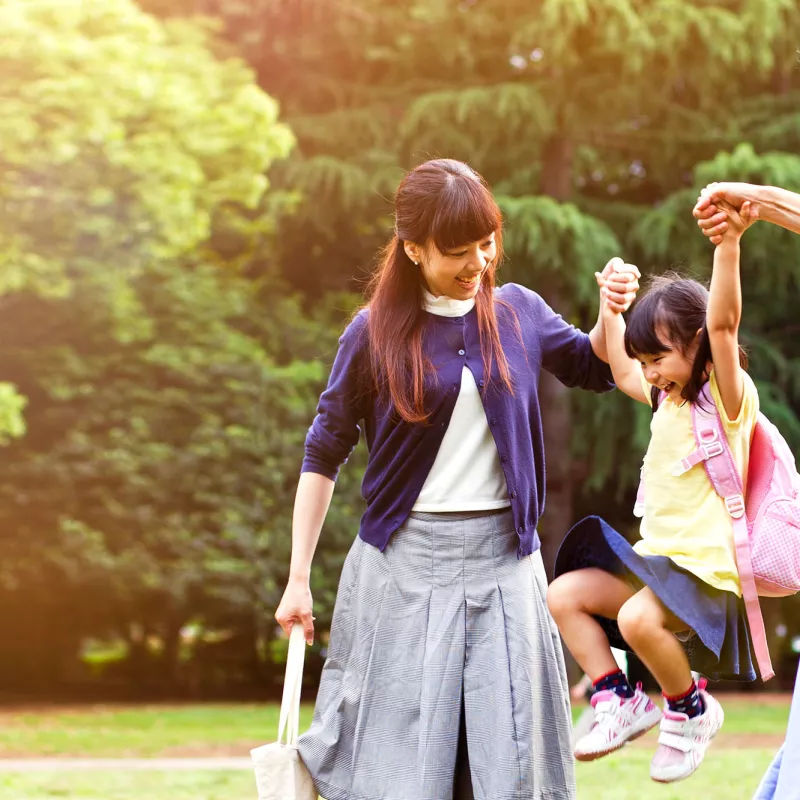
top-left (454, 273), bottom-right (481, 290)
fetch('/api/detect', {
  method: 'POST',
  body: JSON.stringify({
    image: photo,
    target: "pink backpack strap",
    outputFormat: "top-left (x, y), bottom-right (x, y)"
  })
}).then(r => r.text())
top-left (732, 513), bottom-right (774, 680)
top-left (690, 384), bottom-right (774, 681)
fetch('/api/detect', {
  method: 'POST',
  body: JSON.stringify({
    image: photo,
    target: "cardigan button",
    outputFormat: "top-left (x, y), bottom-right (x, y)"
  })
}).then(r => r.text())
top-left (458, 349), bottom-right (465, 356)
top-left (509, 491), bottom-right (516, 499)
top-left (517, 526), bottom-right (524, 534)
top-left (500, 455), bottom-right (507, 463)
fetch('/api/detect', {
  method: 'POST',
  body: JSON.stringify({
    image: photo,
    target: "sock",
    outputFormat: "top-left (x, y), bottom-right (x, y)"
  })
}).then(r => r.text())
top-left (592, 669), bottom-right (634, 699)
top-left (664, 681), bottom-right (706, 718)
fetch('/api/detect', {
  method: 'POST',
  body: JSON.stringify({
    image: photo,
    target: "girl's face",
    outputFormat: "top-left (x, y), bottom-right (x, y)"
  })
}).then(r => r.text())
top-left (638, 326), bottom-right (700, 402)
top-left (406, 232), bottom-right (497, 299)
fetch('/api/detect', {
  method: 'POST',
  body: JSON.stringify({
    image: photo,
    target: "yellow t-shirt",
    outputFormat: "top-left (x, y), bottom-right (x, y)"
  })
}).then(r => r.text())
top-left (633, 368), bottom-right (759, 596)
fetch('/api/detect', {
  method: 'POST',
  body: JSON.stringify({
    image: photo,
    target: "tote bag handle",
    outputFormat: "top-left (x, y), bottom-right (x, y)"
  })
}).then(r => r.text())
top-left (277, 624), bottom-right (307, 747)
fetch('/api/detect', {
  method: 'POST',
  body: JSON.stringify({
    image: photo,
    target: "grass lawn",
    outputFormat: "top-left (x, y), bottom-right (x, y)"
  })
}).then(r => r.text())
top-left (0, 697), bottom-right (789, 757)
top-left (0, 698), bottom-right (787, 798)
top-left (0, 703), bottom-right (313, 758)
top-left (0, 750), bottom-right (779, 799)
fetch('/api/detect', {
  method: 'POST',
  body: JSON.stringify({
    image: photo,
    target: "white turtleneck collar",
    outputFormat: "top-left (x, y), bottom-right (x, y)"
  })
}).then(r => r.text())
top-left (422, 288), bottom-right (475, 318)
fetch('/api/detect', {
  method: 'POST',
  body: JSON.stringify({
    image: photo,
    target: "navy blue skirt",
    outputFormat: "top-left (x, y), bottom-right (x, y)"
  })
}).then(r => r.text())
top-left (554, 515), bottom-right (756, 683)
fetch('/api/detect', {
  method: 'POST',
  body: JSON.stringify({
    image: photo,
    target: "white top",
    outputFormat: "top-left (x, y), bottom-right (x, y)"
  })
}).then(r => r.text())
top-left (412, 291), bottom-right (510, 512)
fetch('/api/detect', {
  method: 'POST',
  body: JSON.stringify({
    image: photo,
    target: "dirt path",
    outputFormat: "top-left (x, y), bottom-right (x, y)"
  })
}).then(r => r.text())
top-left (0, 693), bottom-right (789, 717)
top-left (0, 732), bottom-right (785, 772)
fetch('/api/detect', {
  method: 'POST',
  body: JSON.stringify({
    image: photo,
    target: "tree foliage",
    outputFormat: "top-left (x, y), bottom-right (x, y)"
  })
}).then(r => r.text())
top-left (5, 0), bottom-right (800, 691)
top-left (0, 0), bottom-right (293, 296)
top-left (188, 0), bottom-right (800, 586)
top-left (0, 0), bottom-right (317, 692)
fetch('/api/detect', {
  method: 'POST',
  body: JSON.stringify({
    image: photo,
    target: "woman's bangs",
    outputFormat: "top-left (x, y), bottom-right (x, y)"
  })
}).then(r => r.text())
top-left (624, 296), bottom-right (671, 360)
top-left (430, 177), bottom-right (501, 251)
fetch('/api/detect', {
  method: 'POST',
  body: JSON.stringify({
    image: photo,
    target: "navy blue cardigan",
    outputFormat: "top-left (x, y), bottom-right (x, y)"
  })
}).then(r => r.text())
top-left (301, 283), bottom-right (614, 557)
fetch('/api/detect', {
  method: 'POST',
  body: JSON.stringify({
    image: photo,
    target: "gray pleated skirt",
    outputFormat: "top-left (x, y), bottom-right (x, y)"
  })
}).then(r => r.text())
top-left (298, 509), bottom-right (576, 800)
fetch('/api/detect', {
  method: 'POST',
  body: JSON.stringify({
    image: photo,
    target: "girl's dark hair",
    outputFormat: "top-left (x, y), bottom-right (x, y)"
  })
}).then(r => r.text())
top-left (365, 158), bottom-right (515, 423)
top-left (623, 273), bottom-right (748, 406)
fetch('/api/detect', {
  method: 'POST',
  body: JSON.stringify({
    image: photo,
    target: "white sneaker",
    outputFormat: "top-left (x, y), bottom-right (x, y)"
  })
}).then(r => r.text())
top-left (574, 685), bottom-right (662, 762)
top-left (650, 688), bottom-right (724, 783)
top-left (570, 706), bottom-right (596, 750)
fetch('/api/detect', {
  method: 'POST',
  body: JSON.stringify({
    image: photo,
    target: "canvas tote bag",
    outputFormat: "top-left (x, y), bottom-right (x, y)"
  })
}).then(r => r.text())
top-left (251, 624), bottom-right (316, 800)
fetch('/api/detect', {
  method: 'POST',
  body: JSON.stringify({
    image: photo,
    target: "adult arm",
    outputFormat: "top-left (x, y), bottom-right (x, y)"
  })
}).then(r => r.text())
top-left (694, 183), bottom-right (800, 243)
top-left (529, 257), bottom-right (639, 392)
top-left (275, 311), bottom-right (369, 644)
top-left (301, 310), bottom-right (369, 480)
top-left (274, 472), bottom-right (335, 645)
top-left (533, 290), bottom-right (614, 392)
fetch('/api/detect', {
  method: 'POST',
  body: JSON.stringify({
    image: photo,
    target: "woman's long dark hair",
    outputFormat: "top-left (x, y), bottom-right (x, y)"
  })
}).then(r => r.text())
top-left (624, 273), bottom-right (747, 407)
top-left (365, 159), bottom-right (514, 424)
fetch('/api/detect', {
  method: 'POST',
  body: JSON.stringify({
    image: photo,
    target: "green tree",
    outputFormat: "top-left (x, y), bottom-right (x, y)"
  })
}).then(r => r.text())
top-left (148, 0), bottom-right (800, 576)
top-left (0, 0), bottom-right (311, 691)
top-left (0, 0), bottom-right (293, 297)
top-left (0, 263), bottom-right (360, 690)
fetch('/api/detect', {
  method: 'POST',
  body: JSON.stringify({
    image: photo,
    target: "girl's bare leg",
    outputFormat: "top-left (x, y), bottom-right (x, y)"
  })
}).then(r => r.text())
top-left (547, 568), bottom-right (637, 680)
top-left (617, 587), bottom-right (694, 696)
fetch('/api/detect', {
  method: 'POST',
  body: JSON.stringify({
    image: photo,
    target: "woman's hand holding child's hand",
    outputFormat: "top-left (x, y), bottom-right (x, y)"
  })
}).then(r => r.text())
top-left (715, 199), bottom-right (756, 243)
top-left (595, 257), bottom-right (641, 315)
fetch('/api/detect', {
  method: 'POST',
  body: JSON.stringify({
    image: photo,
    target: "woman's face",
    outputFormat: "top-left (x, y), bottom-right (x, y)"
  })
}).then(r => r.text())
top-left (406, 232), bottom-right (497, 299)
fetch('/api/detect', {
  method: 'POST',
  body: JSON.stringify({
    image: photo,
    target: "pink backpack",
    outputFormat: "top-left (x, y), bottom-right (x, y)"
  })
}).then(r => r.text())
top-left (636, 383), bottom-right (800, 681)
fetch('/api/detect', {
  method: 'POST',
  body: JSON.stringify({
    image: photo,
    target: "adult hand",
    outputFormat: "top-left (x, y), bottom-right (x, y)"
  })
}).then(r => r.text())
top-left (693, 182), bottom-right (761, 245)
top-left (595, 257), bottom-right (640, 314)
top-left (716, 198), bottom-right (757, 242)
top-left (275, 578), bottom-right (315, 645)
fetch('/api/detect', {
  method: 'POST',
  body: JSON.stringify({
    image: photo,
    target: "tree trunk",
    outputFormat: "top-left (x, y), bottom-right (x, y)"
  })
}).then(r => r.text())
top-left (537, 134), bottom-right (583, 688)
top-left (160, 619), bottom-right (184, 694)
top-left (537, 134), bottom-right (576, 580)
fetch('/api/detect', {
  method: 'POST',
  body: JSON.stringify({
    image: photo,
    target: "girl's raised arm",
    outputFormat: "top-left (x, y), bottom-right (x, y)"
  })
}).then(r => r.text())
top-left (706, 201), bottom-right (755, 420)
top-left (597, 260), bottom-right (649, 405)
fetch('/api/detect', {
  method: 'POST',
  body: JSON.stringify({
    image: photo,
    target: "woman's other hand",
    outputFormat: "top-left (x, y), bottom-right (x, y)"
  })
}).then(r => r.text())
top-left (694, 182), bottom-right (761, 244)
top-left (275, 578), bottom-right (315, 645)
top-left (714, 199), bottom-right (756, 242)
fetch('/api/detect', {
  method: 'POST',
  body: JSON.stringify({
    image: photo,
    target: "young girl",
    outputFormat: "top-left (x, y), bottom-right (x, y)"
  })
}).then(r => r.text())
top-left (695, 181), bottom-right (800, 800)
top-left (547, 198), bottom-right (758, 784)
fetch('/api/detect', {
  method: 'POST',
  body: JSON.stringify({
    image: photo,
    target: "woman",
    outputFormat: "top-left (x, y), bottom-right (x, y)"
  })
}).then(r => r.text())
top-left (274, 158), bottom-right (639, 800)
top-left (694, 181), bottom-right (800, 800)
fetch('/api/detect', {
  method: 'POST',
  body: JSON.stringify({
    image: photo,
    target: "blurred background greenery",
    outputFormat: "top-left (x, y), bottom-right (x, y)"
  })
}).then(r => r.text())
top-left (1, 0), bottom-right (799, 700)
